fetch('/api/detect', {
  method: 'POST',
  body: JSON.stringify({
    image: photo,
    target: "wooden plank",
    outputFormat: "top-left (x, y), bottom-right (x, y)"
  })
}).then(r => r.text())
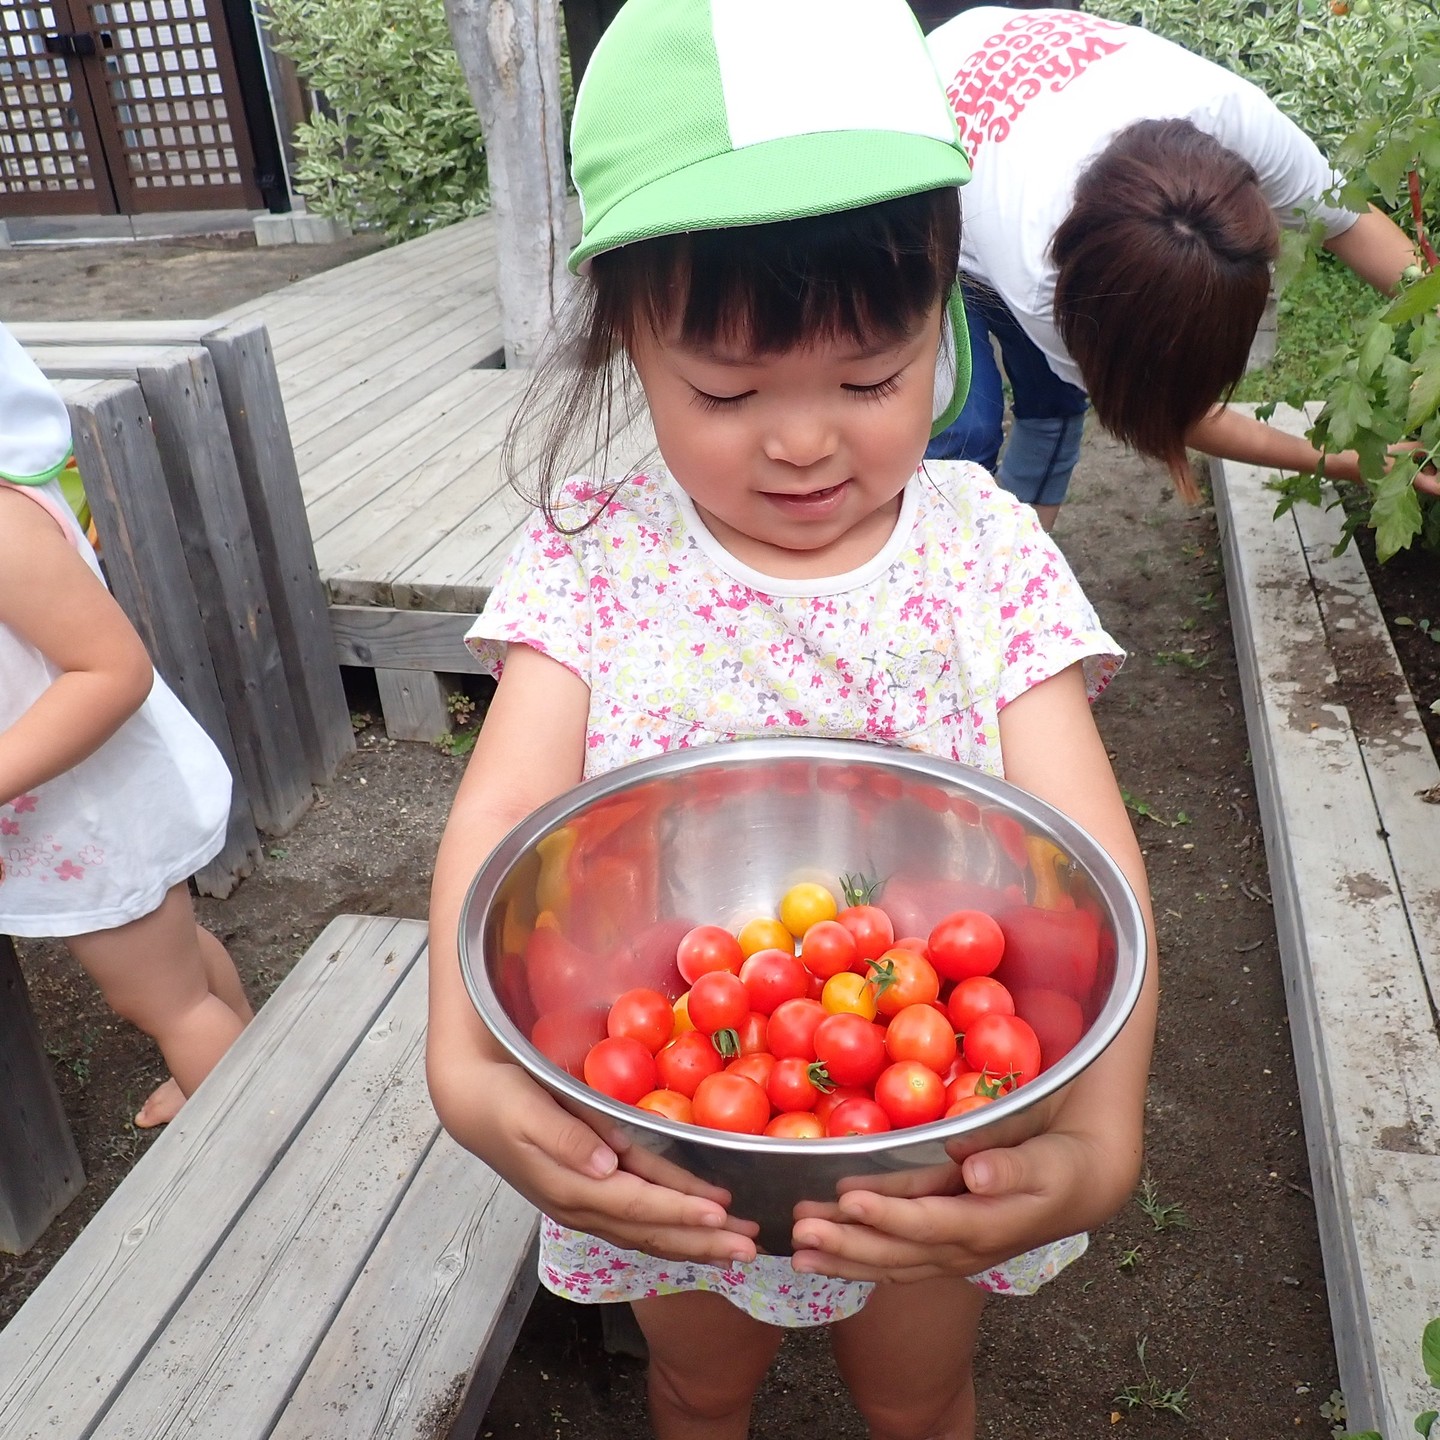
top-left (57, 378), bottom-right (260, 897)
top-left (88, 944), bottom-right (440, 1439)
top-left (0, 916), bottom-right (424, 1437)
top-left (201, 320), bottom-right (356, 784)
top-left (329, 605), bottom-right (485, 674)
top-left (273, 1140), bottom-right (538, 1439)
top-left (1211, 408), bottom-right (1440, 1435)
top-left (305, 371), bottom-right (526, 542)
top-left (0, 936), bottom-right (84, 1255)
top-left (135, 349), bottom-right (313, 835)
top-left (375, 669), bottom-right (453, 742)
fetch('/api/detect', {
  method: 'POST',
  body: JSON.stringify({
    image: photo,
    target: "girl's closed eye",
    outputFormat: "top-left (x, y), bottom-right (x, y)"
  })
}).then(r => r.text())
top-left (689, 386), bottom-right (755, 412)
top-left (844, 372), bottom-right (904, 402)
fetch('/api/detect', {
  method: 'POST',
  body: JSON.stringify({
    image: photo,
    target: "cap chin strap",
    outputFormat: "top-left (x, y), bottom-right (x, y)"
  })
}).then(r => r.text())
top-left (930, 281), bottom-right (971, 440)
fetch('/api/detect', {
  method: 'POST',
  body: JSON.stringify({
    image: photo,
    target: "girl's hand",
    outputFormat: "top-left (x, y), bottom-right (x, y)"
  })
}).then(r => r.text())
top-left (789, 1128), bottom-right (1120, 1284)
top-left (1323, 441), bottom-right (1440, 495)
top-left (448, 1056), bottom-right (759, 1265)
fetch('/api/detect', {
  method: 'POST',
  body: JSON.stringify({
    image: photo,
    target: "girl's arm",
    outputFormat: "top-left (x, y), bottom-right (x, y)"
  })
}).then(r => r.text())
top-left (427, 642), bottom-right (758, 1264)
top-left (0, 489), bottom-right (155, 807)
top-left (1322, 205), bottom-right (1419, 295)
top-left (790, 662), bottom-right (1158, 1281)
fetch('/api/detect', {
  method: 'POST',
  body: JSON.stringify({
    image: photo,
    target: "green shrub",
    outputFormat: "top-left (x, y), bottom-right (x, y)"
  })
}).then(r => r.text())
top-left (262, 0), bottom-right (489, 241)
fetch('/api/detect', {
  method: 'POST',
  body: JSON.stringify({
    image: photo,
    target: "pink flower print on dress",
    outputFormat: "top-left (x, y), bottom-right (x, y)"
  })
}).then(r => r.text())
top-left (77, 845), bottom-right (106, 867)
top-left (0, 818), bottom-right (17, 836)
top-left (11, 794), bottom-right (38, 813)
top-left (54, 859), bottom-right (84, 880)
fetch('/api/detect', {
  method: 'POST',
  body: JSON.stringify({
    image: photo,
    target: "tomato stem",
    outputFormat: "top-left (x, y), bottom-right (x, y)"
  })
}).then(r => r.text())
top-left (839, 872), bottom-right (884, 907)
top-left (1409, 168), bottom-right (1440, 271)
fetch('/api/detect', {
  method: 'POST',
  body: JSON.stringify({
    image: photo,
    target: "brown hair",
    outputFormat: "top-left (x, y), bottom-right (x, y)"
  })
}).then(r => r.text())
top-left (504, 187), bottom-right (961, 527)
top-left (1050, 118), bottom-right (1279, 500)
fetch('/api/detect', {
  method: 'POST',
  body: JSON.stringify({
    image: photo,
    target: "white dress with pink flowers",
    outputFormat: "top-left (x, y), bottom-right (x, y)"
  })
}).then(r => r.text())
top-left (467, 460), bottom-right (1120, 1324)
top-left (0, 479), bottom-right (231, 937)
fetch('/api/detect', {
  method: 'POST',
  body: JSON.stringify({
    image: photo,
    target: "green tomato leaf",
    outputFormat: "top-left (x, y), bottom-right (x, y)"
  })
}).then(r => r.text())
top-left (1326, 378), bottom-right (1375, 451)
top-left (1423, 1316), bottom-right (1440, 1386)
top-left (1371, 458), bottom-right (1425, 561)
top-left (1385, 270), bottom-right (1440, 328)
top-left (1408, 348), bottom-right (1440, 433)
top-left (1356, 317), bottom-right (1393, 381)
top-left (1416, 1409), bottom-right (1438, 1437)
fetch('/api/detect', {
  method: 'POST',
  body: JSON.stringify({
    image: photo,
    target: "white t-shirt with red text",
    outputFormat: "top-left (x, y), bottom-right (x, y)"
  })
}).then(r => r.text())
top-left (928, 6), bottom-right (1359, 387)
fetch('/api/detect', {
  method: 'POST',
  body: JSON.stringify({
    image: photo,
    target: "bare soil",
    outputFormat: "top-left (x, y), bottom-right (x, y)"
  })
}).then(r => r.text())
top-left (8, 231), bottom-right (1430, 1438)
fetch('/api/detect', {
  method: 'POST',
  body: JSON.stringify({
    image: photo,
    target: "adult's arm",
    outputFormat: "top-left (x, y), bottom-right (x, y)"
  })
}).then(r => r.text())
top-left (1322, 205), bottom-right (1419, 295)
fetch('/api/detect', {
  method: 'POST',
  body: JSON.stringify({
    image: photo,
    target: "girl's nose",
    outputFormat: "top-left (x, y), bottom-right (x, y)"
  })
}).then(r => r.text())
top-left (762, 413), bottom-right (837, 468)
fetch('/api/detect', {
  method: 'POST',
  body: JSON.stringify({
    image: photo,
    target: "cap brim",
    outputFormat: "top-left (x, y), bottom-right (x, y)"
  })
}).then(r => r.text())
top-left (570, 129), bottom-right (970, 272)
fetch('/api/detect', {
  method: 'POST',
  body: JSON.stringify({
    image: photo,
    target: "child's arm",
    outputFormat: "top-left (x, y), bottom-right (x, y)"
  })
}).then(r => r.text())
top-left (790, 662), bottom-right (1158, 1281)
top-left (0, 488), bottom-right (155, 806)
top-left (427, 643), bottom-right (759, 1265)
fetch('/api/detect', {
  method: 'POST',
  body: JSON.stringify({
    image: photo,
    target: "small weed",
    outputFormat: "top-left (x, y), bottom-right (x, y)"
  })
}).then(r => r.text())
top-left (1335, 1316), bottom-right (1440, 1438)
top-left (1121, 789), bottom-right (1191, 829)
top-left (1135, 1174), bottom-right (1190, 1231)
top-left (1177, 616), bottom-right (1198, 632)
top-left (1113, 1337), bottom-right (1192, 1418)
top-left (266, 846), bottom-right (289, 861)
top-left (1154, 649), bottom-right (1210, 670)
top-left (1320, 1389), bottom-right (1347, 1438)
top-left (1395, 616), bottom-right (1440, 644)
top-left (1117, 1245), bottom-right (1142, 1274)
top-left (1180, 542), bottom-right (1206, 561)
top-left (1194, 590), bottom-right (1218, 613)
top-left (436, 686), bottom-right (485, 757)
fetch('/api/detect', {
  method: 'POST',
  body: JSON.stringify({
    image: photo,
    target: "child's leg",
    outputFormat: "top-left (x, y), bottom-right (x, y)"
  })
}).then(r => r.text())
top-left (630, 1290), bottom-right (785, 1440)
top-left (65, 883), bottom-right (247, 1120)
top-left (829, 1277), bottom-right (986, 1440)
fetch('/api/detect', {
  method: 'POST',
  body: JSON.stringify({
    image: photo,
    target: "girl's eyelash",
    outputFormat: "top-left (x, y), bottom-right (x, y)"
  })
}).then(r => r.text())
top-left (845, 374), bottom-right (903, 401)
top-left (690, 389), bottom-right (752, 412)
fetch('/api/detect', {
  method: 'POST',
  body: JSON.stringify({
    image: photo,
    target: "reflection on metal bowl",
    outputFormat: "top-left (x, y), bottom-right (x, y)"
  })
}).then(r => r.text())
top-left (459, 739), bottom-right (1146, 1253)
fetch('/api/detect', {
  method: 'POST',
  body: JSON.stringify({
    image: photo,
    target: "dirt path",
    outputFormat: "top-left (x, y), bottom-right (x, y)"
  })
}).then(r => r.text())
top-left (0, 237), bottom-right (1341, 1438)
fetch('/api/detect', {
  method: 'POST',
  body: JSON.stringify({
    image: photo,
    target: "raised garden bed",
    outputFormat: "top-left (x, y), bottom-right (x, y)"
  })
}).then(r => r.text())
top-left (1212, 405), bottom-right (1440, 1434)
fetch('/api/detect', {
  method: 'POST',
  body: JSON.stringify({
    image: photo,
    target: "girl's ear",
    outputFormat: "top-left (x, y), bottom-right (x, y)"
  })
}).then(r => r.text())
top-left (930, 283), bottom-right (971, 439)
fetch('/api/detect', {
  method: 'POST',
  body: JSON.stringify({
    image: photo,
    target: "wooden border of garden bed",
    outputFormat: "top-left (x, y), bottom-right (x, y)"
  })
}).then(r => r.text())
top-left (1212, 405), bottom-right (1440, 1434)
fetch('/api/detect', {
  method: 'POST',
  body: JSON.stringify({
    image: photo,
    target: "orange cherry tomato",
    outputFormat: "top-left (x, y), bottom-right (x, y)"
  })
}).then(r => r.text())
top-left (883, 1003), bottom-right (957, 1074)
top-left (820, 970), bottom-right (878, 1020)
top-left (691, 1072), bottom-right (770, 1134)
top-left (637, 1089), bottom-right (694, 1123)
top-left (737, 916), bottom-right (795, 958)
top-left (869, 947), bottom-right (940, 1018)
top-left (765, 1111), bottom-right (825, 1139)
top-left (944, 1092), bottom-right (995, 1118)
top-left (779, 882), bottom-right (838, 938)
top-left (874, 1060), bottom-right (946, 1128)
top-left (727, 1051), bottom-right (776, 1091)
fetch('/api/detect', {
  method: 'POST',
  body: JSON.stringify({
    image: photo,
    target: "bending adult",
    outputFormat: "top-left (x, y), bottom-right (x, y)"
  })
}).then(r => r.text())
top-left (926, 5), bottom-right (1430, 528)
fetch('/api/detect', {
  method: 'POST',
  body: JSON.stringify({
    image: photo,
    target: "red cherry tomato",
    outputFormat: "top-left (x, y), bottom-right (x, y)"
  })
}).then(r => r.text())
top-left (813, 1084), bottom-right (871, 1127)
top-left (676, 924), bottom-right (745, 984)
top-left (837, 903), bottom-right (894, 963)
top-left (993, 906), bottom-right (1099, 1000)
top-left (583, 1036), bottom-right (658, 1105)
top-left (798, 920), bottom-right (858, 980)
top-left (869, 946), bottom-right (940, 1017)
top-left (766, 1056), bottom-right (826, 1113)
top-left (927, 910), bottom-right (1005, 982)
top-left (873, 1060), bottom-right (947, 1128)
top-left (812, 1012), bottom-right (887, 1088)
top-left (946, 975), bottom-right (1016, 1035)
top-left (883, 1003), bottom-right (958, 1074)
top-left (686, 970), bottom-right (749, 1035)
top-left (766, 997), bottom-right (827, 1060)
top-left (691, 1072), bottom-right (771, 1134)
top-left (654, 1030), bottom-right (724, 1097)
top-left (739, 948), bottom-right (810, 1014)
top-left (726, 1051), bottom-right (776, 1091)
top-left (825, 1097), bottom-right (892, 1136)
top-left (944, 1092), bottom-right (995, 1118)
top-left (637, 1089), bottom-right (693, 1123)
top-left (943, 1069), bottom-right (993, 1105)
top-left (894, 935), bottom-right (930, 958)
top-left (1012, 987), bottom-right (1085, 1068)
top-left (606, 987), bottom-right (676, 1053)
top-left (765, 1111), bottom-right (825, 1139)
top-left (962, 1013), bottom-right (1043, 1088)
top-left (735, 1010), bottom-right (770, 1055)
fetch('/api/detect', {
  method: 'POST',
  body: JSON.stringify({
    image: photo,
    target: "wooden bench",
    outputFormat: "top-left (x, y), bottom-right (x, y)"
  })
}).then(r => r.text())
top-left (0, 914), bottom-right (538, 1440)
top-left (1212, 406), bottom-right (1440, 1433)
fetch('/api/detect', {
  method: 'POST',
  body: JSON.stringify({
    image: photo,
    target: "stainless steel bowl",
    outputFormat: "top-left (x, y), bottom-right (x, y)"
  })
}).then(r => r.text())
top-left (459, 739), bottom-right (1146, 1253)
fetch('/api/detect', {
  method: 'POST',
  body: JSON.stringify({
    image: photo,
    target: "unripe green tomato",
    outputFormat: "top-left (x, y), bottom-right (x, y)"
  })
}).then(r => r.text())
top-left (1402, 264), bottom-right (1424, 285)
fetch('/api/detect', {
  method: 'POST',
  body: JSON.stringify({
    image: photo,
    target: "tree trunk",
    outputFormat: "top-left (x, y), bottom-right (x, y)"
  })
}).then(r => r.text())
top-left (445, 0), bottom-right (570, 368)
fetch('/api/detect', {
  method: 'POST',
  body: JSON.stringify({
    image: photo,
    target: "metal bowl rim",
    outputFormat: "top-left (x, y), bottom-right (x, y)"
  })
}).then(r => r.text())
top-left (458, 738), bottom-right (1147, 1159)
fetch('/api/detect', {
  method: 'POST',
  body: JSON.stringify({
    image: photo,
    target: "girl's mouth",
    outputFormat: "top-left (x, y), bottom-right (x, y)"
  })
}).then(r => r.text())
top-left (762, 481), bottom-right (850, 517)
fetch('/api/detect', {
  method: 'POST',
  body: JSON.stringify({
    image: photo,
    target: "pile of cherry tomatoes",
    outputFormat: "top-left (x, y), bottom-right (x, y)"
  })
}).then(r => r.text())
top-left (578, 878), bottom-right (1047, 1137)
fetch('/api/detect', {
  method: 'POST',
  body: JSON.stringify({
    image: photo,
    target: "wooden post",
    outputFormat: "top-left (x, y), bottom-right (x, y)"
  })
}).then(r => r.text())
top-left (0, 936), bottom-right (85, 1254)
top-left (60, 379), bottom-right (262, 897)
top-left (445, 0), bottom-right (571, 368)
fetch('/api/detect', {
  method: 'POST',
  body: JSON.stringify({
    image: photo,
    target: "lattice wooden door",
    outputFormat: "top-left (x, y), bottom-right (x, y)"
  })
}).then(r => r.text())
top-left (1, 0), bottom-right (263, 216)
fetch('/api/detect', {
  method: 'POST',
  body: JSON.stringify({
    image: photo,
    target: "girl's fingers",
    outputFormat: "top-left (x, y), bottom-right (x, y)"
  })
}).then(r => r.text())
top-left (612, 1132), bottom-right (745, 1211)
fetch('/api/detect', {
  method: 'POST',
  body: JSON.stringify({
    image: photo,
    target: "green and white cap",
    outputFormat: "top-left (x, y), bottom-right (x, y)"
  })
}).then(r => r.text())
top-left (569, 0), bottom-right (973, 430)
top-left (570, 0), bottom-right (970, 269)
top-left (0, 322), bottom-right (72, 486)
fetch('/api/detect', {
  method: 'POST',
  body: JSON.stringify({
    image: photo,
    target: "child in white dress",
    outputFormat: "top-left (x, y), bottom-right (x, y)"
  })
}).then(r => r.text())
top-left (0, 322), bottom-right (250, 1128)
top-left (427, 2), bottom-right (1159, 1436)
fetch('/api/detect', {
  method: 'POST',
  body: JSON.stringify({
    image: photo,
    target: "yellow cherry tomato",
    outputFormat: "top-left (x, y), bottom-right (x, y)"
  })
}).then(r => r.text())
top-left (779, 882), bottom-right (838, 939)
top-left (820, 970), bottom-right (878, 1021)
top-left (672, 993), bottom-right (696, 1034)
top-left (737, 916), bottom-right (796, 958)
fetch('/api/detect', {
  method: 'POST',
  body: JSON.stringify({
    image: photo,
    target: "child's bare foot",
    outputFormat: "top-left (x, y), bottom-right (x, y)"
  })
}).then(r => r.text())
top-left (135, 1077), bottom-right (184, 1129)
